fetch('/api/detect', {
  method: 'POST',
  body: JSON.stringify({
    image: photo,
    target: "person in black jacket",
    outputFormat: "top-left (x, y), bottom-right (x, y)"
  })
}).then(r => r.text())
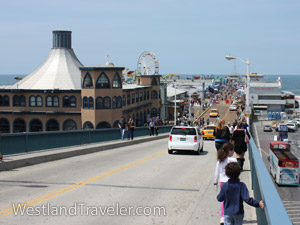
top-left (232, 122), bottom-right (250, 170)
top-left (213, 119), bottom-right (231, 151)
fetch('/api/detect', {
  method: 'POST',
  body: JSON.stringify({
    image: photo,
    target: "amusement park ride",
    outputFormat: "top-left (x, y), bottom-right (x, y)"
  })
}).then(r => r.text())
top-left (123, 51), bottom-right (159, 82)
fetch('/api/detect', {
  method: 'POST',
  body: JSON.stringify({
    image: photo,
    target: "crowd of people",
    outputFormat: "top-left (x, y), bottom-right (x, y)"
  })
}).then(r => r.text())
top-left (213, 118), bottom-right (264, 224)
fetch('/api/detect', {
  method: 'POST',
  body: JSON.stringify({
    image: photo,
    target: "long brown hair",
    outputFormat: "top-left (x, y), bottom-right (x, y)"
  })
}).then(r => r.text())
top-left (216, 119), bottom-right (225, 131)
top-left (217, 143), bottom-right (234, 162)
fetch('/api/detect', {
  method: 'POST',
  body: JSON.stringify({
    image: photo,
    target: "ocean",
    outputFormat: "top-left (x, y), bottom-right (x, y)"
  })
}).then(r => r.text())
top-left (0, 74), bottom-right (300, 95)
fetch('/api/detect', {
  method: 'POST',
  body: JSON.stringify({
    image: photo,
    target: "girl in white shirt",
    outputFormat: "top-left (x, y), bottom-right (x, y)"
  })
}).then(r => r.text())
top-left (213, 143), bottom-right (237, 225)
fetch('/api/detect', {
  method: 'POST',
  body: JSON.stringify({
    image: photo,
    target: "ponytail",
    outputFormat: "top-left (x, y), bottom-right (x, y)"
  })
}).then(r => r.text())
top-left (217, 143), bottom-right (234, 162)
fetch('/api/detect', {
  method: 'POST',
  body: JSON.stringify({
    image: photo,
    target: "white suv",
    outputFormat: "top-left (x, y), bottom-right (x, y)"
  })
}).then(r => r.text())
top-left (286, 123), bottom-right (297, 132)
top-left (168, 126), bottom-right (204, 154)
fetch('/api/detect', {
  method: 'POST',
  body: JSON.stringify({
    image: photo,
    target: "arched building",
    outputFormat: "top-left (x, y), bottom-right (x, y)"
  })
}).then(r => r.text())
top-left (0, 31), bottom-right (161, 133)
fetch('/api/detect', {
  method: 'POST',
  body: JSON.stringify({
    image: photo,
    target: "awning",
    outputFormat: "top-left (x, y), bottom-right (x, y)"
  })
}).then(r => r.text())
top-left (169, 100), bottom-right (184, 103)
top-left (253, 105), bottom-right (268, 109)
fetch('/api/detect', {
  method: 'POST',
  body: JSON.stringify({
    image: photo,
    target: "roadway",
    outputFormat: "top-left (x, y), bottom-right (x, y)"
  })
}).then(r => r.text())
top-left (0, 138), bottom-right (223, 225)
top-left (252, 120), bottom-right (300, 224)
top-left (0, 101), bottom-right (256, 225)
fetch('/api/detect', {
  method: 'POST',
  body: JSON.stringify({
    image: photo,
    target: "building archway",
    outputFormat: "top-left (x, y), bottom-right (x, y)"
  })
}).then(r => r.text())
top-left (96, 121), bottom-right (111, 129)
top-left (13, 118), bottom-right (26, 133)
top-left (29, 119), bottom-right (43, 132)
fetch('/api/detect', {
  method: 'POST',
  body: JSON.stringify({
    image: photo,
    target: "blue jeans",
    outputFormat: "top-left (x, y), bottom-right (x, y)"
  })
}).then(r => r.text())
top-left (127, 130), bottom-right (134, 140)
top-left (120, 129), bottom-right (126, 140)
top-left (224, 214), bottom-right (244, 225)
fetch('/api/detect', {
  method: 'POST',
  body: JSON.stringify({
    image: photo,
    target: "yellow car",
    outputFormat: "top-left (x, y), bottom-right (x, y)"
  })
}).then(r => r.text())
top-left (201, 125), bottom-right (216, 140)
top-left (209, 109), bottom-right (219, 117)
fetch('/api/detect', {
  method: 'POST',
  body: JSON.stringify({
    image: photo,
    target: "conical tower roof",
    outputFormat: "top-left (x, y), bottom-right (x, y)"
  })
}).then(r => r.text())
top-left (10, 31), bottom-right (83, 90)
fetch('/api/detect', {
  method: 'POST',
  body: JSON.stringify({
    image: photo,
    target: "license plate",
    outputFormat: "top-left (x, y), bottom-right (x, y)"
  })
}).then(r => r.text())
top-left (180, 138), bottom-right (186, 141)
top-left (208, 132), bottom-right (213, 134)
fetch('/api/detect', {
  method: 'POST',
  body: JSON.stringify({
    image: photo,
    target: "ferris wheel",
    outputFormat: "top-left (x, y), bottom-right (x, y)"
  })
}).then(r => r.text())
top-left (137, 51), bottom-right (159, 75)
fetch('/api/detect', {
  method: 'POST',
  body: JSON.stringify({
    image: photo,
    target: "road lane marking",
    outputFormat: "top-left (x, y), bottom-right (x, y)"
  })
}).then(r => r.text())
top-left (0, 150), bottom-right (167, 218)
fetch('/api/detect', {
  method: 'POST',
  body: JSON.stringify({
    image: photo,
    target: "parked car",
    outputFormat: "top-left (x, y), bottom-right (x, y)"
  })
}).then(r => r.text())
top-left (263, 125), bottom-right (273, 132)
top-left (168, 126), bottom-right (204, 154)
top-left (229, 104), bottom-right (237, 111)
top-left (201, 125), bottom-right (216, 140)
top-left (209, 109), bottom-right (219, 117)
top-left (286, 123), bottom-right (298, 132)
top-left (288, 120), bottom-right (300, 128)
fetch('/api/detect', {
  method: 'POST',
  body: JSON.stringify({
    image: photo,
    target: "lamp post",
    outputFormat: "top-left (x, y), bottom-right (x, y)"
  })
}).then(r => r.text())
top-left (174, 83), bottom-right (177, 125)
top-left (225, 55), bottom-right (250, 122)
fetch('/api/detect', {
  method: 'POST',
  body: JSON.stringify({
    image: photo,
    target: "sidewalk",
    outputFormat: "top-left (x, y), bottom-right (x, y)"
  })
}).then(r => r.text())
top-left (178, 150), bottom-right (258, 225)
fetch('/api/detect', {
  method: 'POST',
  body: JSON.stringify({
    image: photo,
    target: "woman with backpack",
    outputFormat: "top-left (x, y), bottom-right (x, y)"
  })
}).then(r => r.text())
top-left (231, 121), bottom-right (250, 170)
top-left (213, 119), bottom-right (231, 151)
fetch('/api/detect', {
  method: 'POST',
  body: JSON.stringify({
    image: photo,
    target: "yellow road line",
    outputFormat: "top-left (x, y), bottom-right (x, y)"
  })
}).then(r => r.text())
top-left (0, 150), bottom-right (167, 218)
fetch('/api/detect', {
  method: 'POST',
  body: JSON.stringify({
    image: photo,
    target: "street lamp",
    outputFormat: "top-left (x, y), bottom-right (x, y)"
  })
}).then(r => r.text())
top-left (173, 83), bottom-right (177, 125)
top-left (225, 55), bottom-right (251, 121)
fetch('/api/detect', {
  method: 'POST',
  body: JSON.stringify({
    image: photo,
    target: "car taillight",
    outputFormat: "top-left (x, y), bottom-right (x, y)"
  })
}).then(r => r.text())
top-left (194, 136), bottom-right (197, 142)
top-left (201, 131), bottom-right (204, 135)
top-left (170, 135), bottom-right (172, 141)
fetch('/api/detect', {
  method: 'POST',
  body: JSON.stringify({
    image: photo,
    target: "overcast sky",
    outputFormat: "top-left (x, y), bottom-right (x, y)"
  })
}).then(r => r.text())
top-left (0, 0), bottom-right (299, 75)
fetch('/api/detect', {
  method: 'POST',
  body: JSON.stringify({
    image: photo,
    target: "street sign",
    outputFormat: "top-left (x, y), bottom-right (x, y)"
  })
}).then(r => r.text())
top-left (245, 106), bottom-right (251, 116)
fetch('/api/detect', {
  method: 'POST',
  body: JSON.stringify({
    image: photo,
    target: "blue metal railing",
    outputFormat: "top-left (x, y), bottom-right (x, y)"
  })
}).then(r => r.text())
top-left (0, 126), bottom-right (172, 155)
top-left (248, 133), bottom-right (292, 225)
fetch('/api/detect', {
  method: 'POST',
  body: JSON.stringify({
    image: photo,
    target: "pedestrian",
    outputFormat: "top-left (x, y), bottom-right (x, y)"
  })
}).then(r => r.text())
top-left (232, 119), bottom-right (238, 129)
top-left (154, 121), bottom-right (159, 136)
top-left (213, 119), bottom-right (231, 151)
top-left (207, 117), bottom-right (210, 125)
top-left (217, 115), bottom-right (220, 122)
top-left (227, 122), bottom-right (233, 136)
top-left (231, 122), bottom-right (250, 170)
top-left (217, 162), bottom-right (264, 225)
top-left (214, 143), bottom-right (237, 225)
top-left (241, 119), bottom-right (249, 130)
top-left (149, 119), bottom-right (155, 136)
top-left (118, 117), bottom-right (127, 140)
top-left (127, 118), bottom-right (135, 140)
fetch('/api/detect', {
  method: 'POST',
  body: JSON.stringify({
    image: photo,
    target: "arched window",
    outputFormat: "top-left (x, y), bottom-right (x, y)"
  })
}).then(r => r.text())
top-left (63, 96), bottom-right (76, 107)
top-left (13, 95), bottom-right (26, 107)
top-left (13, 118), bottom-right (26, 133)
top-left (29, 119), bottom-right (43, 132)
top-left (151, 90), bottom-right (158, 99)
top-left (151, 108), bottom-right (158, 117)
top-left (144, 91), bottom-right (146, 100)
top-left (46, 119), bottom-right (59, 131)
top-left (112, 73), bottom-right (122, 88)
top-left (140, 92), bottom-right (143, 102)
top-left (132, 93), bottom-right (135, 104)
top-left (127, 94), bottom-right (130, 105)
top-left (63, 119), bottom-right (77, 130)
top-left (83, 121), bottom-right (94, 130)
top-left (112, 96), bottom-right (117, 109)
top-left (36, 96), bottom-right (42, 107)
top-left (70, 96), bottom-right (76, 107)
top-left (96, 121), bottom-right (111, 129)
top-left (151, 78), bottom-right (158, 86)
top-left (88, 97), bottom-right (94, 109)
top-left (117, 96), bottom-right (122, 108)
top-left (136, 93), bottom-right (139, 103)
top-left (83, 73), bottom-right (94, 88)
top-left (53, 96), bottom-right (59, 107)
top-left (46, 96), bottom-right (53, 107)
top-left (113, 120), bottom-right (119, 128)
top-left (147, 91), bottom-right (150, 100)
top-left (82, 97), bottom-right (88, 109)
top-left (122, 95), bottom-right (126, 106)
top-left (29, 95), bottom-right (42, 107)
top-left (96, 97), bottom-right (104, 109)
top-left (96, 73), bottom-right (110, 88)
top-left (29, 96), bottom-right (36, 107)
top-left (0, 118), bottom-right (10, 133)
top-left (103, 97), bottom-right (111, 109)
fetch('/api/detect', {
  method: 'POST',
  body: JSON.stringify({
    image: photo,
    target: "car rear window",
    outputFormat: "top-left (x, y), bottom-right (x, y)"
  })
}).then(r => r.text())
top-left (204, 126), bottom-right (215, 130)
top-left (171, 128), bottom-right (196, 135)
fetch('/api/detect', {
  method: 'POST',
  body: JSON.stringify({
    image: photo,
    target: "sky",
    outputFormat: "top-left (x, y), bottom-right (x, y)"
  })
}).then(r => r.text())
top-left (0, 0), bottom-right (299, 75)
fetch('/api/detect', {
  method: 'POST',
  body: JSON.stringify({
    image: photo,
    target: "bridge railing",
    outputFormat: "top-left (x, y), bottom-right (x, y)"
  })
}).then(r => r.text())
top-left (0, 126), bottom-right (172, 155)
top-left (248, 132), bottom-right (292, 225)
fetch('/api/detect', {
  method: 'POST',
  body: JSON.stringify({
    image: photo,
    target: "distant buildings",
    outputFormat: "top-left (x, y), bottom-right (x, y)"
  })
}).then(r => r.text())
top-left (0, 31), bottom-right (161, 133)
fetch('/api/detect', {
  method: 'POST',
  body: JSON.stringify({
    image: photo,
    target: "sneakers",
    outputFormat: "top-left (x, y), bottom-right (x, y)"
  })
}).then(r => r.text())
top-left (220, 217), bottom-right (224, 225)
